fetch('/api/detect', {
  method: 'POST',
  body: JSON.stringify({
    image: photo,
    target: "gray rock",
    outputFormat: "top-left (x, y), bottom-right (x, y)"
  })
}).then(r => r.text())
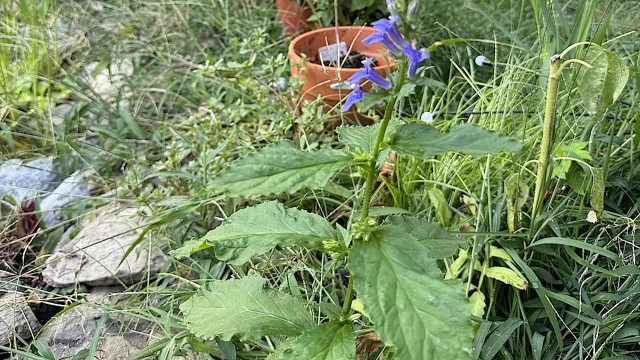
top-left (84, 59), bottom-right (133, 101)
top-left (42, 206), bottom-right (165, 287)
top-left (40, 171), bottom-right (89, 228)
top-left (37, 290), bottom-right (158, 359)
top-left (0, 291), bottom-right (41, 345)
top-left (0, 158), bottom-right (59, 202)
top-left (0, 271), bottom-right (20, 293)
top-left (51, 103), bottom-right (73, 126)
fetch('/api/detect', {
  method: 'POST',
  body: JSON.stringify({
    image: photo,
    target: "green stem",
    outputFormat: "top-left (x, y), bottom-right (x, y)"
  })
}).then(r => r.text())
top-left (359, 61), bottom-right (408, 223)
top-left (531, 55), bottom-right (563, 230)
top-left (341, 61), bottom-right (408, 319)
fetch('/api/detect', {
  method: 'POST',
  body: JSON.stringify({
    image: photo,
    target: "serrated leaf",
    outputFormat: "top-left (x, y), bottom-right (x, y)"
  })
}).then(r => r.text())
top-left (276, 321), bottom-right (355, 360)
top-left (350, 225), bottom-right (474, 359)
top-left (180, 276), bottom-right (314, 341)
top-left (386, 215), bottom-right (466, 258)
top-left (181, 201), bottom-right (337, 265)
top-left (577, 45), bottom-right (629, 113)
top-left (170, 238), bottom-right (212, 259)
top-left (390, 123), bottom-right (522, 159)
top-left (483, 267), bottom-right (528, 290)
top-left (360, 90), bottom-right (392, 111)
top-left (209, 141), bottom-right (352, 197)
top-left (337, 120), bottom-right (400, 155)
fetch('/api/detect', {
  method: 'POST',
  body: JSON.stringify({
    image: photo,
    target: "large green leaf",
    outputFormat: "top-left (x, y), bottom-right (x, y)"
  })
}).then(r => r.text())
top-left (172, 201), bottom-right (337, 265)
top-left (577, 45), bottom-right (629, 113)
top-left (390, 123), bottom-right (522, 159)
top-left (275, 321), bottom-right (355, 360)
top-left (336, 121), bottom-right (400, 155)
top-left (209, 141), bottom-right (352, 197)
top-left (385, 215), bottom-right (467, 258)
top-left (350, 225), bottom-right (474, 359)
top-left (180, 276), bottom-right (315, 341)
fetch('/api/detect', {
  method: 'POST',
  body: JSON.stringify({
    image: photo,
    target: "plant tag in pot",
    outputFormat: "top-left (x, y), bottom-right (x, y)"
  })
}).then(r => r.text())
top-left (318, 41), bottom-right (347, 66)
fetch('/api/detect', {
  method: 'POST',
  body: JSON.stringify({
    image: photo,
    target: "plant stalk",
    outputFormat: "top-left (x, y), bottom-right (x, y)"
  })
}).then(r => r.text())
top-left (341, 61), bottom-right (407, 319)
top-left (531, 55), bottom-right (562, 230)
top-left (359, 61), bottom-right (407, 223)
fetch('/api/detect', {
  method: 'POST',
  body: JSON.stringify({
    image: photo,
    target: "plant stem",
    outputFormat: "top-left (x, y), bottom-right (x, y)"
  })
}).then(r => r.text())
top-left (531, 55), bottom-right (563, 230)
top-left (341, 62), bottom-right (408, 320)
top-left (359, 61), bottom-right (407, 223)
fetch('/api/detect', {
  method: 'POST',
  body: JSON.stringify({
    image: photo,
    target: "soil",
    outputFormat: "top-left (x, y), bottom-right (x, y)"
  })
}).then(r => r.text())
top-left (313, 50), bottom-right (375, 68)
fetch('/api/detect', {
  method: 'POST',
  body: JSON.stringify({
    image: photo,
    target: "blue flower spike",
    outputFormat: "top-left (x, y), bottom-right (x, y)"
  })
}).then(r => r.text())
top-left (347, 58), bottom-right (392, 90)
top-left (402, 42), bottom-right (430, 79)
top-left (341, 85), bottom-right (365, 112)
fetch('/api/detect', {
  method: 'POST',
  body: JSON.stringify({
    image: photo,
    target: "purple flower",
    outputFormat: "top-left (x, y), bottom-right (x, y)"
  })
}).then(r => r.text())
top-left (347, 58), bottom-right (392, 90)
top-left (341, 85), bottom-right (365, 112)
top-left (363, 18), bottom-right (404, 56)
top-left (402, 42), bottom-right (430, 79)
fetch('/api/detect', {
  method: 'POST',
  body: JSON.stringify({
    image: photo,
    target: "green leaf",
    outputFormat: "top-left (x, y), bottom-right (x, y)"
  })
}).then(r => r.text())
top-left (337, 120), bottom-right (400, 155)
top-left (385, 215), bottom-right (466, 258)
top-left (360, 90), bottom-right (391, 111)
top-left (350, 225), bottom-right (474, 359)
top-left (427, 187), bottom-right (452, 227)
top-left (209, 141), bottom-right (352, 197)
top-left (180, 276), bottom-right (315, 341)
top-left (529, 237), bottom-right (621, 263)
top-left (276, 321), bottom-right (355, 360)
top-left (479, 318), bottom-right (524, 360)
top-left (170, 238), bottom-right (212, 259)
top-left (174, 201), bottom-right (337, 264)
top-left (391, 123), bottom-right (522, 159)
top-left (577, 45), bottom-right (629, 113)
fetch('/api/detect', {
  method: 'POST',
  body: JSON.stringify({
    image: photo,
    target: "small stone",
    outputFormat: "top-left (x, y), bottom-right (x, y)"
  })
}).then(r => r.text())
top-left (51, 103), bottom-right (73, 126)
top-left (38, 289), bottom-right (158, 359)
top-left (84, 59), bottom-right (134, 101)
top-left (0, 158), bottom-right (59, 202)
top-left (0, 291), bottom-right (42, 345)
top-left (39, 171), bottom-right (90, 228)
top-left (42, 206), bottom-right (165, 287)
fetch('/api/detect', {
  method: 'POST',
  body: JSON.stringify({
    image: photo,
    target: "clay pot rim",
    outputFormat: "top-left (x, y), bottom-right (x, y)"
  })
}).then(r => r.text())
top-left (288, 25), bottom-right (395, 74)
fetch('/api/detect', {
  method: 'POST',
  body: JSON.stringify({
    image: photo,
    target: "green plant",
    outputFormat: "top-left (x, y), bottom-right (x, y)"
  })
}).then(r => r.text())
top-left (306, 0), bottom-right (387, 26)
top-left (173, 7), bottom-right (522, 359)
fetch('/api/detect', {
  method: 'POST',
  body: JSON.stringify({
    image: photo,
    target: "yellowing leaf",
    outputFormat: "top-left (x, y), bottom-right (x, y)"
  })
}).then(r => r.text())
top-left (484, 267), bottom-right (528, 290)
top-left (469, 290), bottom-right (486, 319)
top-left (489, 246), bottom-right (512, 262)
top-left (446, 249), bottom-right (469, 280)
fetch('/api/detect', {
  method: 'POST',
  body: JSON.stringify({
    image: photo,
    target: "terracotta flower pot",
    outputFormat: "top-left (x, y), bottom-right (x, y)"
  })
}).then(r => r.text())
top-left (276, 0), bottom-right (314, 37)
top-left (289, 26), bottom-right (394, 113)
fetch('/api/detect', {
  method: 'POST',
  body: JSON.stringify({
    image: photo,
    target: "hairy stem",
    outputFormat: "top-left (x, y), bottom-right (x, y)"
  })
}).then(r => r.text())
top-left (359, 61), bottom-right (407, 223)
top-left (341, 61), bottom-right (408, 319)
top-left (531, 55), bottom-right (563, 230)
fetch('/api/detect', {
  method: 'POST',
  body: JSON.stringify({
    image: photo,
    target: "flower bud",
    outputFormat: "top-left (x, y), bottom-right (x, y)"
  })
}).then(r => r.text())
top-left (406, 0), bottom-right (420, 23)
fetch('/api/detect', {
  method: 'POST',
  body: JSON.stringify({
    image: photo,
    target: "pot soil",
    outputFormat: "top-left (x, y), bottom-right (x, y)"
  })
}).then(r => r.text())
top-left (289, 26), bottom-right (394, 118)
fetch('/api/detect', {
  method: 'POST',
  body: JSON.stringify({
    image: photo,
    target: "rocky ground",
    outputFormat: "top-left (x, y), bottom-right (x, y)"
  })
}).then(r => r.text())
top-left (0, 35), bottom-right (167, 358)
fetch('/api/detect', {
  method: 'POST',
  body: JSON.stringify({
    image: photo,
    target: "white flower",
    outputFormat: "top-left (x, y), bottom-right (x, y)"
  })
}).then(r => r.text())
top-left (420, 111), bottom-right (434, 124)
top-left (475, 55), bottom-right (489, 66)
